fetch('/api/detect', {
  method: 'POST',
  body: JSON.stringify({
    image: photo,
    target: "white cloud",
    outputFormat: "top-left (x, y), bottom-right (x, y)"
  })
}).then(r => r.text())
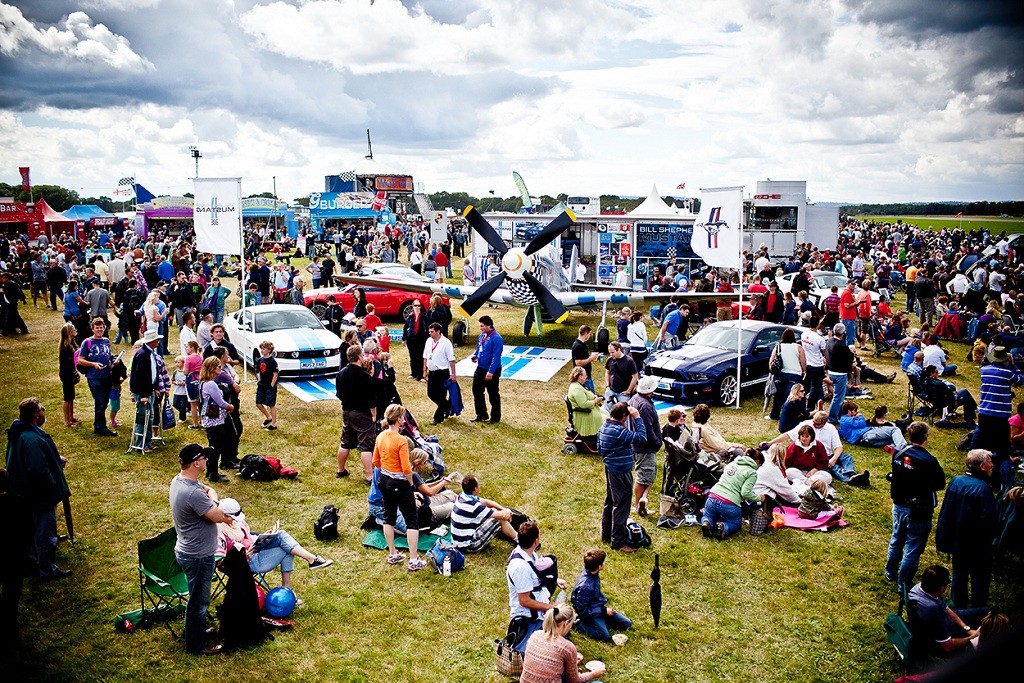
top-left (0, 6), bottom-right (154, 71)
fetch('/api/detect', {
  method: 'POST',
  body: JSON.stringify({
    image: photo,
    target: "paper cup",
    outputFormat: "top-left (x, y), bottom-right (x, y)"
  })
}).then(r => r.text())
top-left (612, 633), bottom-right (628, 646)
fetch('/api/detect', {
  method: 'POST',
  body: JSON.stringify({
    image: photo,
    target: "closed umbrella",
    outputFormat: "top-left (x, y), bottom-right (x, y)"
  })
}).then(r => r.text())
top-left (62, 496), bottom-right (75, 543)
top-left (649, 553), bottom-right (662, 628)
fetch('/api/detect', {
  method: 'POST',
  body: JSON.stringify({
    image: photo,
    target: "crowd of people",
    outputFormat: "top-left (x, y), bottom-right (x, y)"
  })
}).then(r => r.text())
top-left (2, 218), bottom-right (1023, 675)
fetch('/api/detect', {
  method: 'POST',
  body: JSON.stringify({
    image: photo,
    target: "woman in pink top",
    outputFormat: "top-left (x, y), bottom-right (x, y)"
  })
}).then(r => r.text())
top-left (521, 605), bottom-right (605, 683)
top-left (183, 340), bottom-right (204, 428)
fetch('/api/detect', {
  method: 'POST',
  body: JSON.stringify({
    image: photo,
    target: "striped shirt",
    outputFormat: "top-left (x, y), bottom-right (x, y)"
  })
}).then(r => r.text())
top-left (978, 364), bottom-right (1024, 417)
top-left (450, 493), bottom-right (493, 547)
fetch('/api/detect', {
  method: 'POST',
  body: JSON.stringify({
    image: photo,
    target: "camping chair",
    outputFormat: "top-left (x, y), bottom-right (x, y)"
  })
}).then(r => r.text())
top-left (884, 587), bottom-right (914, 673)
top-left (870, 317), bottom-right (900, 358)
top-left (905, 374), bottom-right (939, 424)
top-left (138, 527), bottom-right (190, 637)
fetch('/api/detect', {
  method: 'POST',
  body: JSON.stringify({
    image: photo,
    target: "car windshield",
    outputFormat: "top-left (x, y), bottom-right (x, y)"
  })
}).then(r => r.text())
top-left (814, 273), bottom-right (848, 289)
top-left (254, 309), bottom-right (324, 333)
top-left (684, 325), bottom-right (756, 352)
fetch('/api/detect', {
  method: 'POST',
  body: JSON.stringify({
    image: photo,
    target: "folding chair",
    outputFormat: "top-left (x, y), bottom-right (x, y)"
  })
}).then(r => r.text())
top-left (127, 397), bottom-right (154, 454)
top-left (138, 528), bottom-right (190, 637)
top-left (884, 588), bottom-right (913, 673)
top-left (905, 375), bottom-right (939, 424)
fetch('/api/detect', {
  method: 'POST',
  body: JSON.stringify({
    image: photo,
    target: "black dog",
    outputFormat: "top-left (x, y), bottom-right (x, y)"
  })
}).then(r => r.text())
top-left (215, 547), bottom-right (268, 650)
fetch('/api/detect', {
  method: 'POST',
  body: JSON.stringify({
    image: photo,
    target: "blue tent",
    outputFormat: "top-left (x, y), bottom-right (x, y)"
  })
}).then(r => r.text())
top-left (62, 205), bottom-right (115, 221)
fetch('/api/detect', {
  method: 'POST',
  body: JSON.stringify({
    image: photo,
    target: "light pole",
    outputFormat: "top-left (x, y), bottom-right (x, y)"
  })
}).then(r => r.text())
top-left (488, 189), bottom-right (495, 212)
top-left (189, 146), bottom-right (202, 177)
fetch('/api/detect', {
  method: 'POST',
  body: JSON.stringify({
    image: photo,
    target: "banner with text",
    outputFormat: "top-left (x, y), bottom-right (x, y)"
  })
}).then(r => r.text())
top-left (692, 186), bottom-right (743, 269)
top-left (193, 177), bottom-right (242, 255)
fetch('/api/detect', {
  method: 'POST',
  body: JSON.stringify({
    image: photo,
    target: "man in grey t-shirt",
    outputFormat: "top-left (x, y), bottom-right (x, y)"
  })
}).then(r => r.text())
top-left (84, 279), bottom-right (110, 332)
top-left (169, 444), bottom-right (235, 655)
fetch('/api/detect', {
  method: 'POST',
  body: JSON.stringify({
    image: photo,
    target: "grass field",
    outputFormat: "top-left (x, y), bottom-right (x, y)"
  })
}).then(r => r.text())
top-left (4, 264), bottom-right (1022, 682)
top-left (851, 215), bottom-right (1024, 233)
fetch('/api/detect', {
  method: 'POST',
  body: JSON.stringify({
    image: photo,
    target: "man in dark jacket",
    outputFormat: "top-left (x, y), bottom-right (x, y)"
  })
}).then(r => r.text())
top-left (885, 421), bottom-right (946, 594)
top-left (129, 330), bottom-right (162, 450)
top-left (628, 376), bottom-right (662, 517)
top-left (335, 345), bottom-right (377, 482)
top-left (598, 402), bottom-right (646, 553)
top-left (5, 397), bottom-right (71, 581)
top-left (935, 449), bottom-right (998, 609)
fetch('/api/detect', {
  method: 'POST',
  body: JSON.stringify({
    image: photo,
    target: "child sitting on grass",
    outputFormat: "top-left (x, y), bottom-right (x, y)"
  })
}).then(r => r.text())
top-left (797, 478), bottom-right (844, 520)
top-left (255, 340), bottom-right (279, 430)
top-left (570, 548), bottom-right (632, 642)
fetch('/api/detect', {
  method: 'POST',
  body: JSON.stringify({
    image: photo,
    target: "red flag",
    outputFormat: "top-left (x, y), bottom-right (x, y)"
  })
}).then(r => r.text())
top-left (19, 167), bottom-right (30, 191)
top-left (955, 211), bottom-right (963, 217)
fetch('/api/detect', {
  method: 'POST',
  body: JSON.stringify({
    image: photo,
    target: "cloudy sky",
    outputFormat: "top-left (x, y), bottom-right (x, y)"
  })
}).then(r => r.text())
top-left (0, 0), bottom-right (1021, 204)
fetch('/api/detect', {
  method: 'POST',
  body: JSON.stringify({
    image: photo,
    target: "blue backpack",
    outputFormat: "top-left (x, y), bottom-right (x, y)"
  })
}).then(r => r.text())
top-left (427, 539), bottom-right (465, 574)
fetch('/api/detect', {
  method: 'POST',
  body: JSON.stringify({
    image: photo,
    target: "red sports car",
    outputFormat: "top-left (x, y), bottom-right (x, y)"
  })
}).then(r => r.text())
top-left (303, 282), bottom-right (444, 321)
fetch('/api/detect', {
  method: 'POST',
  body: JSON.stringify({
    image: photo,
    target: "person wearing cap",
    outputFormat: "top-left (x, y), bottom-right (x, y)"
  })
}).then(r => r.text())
top-left (169, 443), bottom-right (234, 655)
top-left (216, 498), bottom-right (332, 595)
top-left (976, 345), bottom-right (1024, 488)
top-left (628, 376), bottom-right (662, 517)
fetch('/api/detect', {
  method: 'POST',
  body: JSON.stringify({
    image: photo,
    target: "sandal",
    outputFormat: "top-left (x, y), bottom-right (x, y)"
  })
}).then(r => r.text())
top-left (407, 558), bottom-right (427, 572)
top-left (386, 552), bottom-right (406, 565)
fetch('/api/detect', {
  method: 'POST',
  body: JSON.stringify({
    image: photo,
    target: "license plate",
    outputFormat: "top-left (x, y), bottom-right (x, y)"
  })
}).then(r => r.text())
top-left (658, 381), bottom-right (672, 390)
top-left (299, 358), bottom-right (328, 369)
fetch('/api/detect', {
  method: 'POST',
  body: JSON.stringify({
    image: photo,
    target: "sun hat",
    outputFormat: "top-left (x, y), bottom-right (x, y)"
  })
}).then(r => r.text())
top-left (141, 329), bottom-right (160, 344)
top-left (637, 375), bottom-right (659, 395)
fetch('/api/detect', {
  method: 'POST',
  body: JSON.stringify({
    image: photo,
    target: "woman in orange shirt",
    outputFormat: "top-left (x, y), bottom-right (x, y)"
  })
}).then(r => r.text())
top-left (372, 403), bottom-right (425, 571)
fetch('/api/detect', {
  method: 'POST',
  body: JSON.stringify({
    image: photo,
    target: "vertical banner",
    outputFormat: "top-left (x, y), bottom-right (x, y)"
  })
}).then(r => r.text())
top-left (691, 186), bottom-right (743, 269)
top-left (193, 177), bottom-right (242, 255)
top-left (429, 210), bottom-right (448, 243)
top-left (19, 167), bottom-right (30, 191)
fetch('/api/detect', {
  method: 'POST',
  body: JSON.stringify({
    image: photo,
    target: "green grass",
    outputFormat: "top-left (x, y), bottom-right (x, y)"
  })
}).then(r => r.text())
top-left (4, 266), bottom-right (1022, 682)
top-left (851, 215), bottom-right (1024, 233)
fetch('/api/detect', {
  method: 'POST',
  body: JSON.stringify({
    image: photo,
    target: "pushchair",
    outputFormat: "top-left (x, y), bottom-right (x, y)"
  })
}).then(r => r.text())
top-left (561, 397), bottom-right (599, 455)
top-left (870, 316), bottom-right (901, 358)
top-left (660, 437), bottom-right (725, 516)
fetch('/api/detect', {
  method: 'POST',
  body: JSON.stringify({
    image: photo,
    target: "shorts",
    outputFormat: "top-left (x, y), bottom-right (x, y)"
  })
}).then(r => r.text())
top-left (634, 450), bottom-right (657, 487)
top-left (109, 392), bottom-right (121, 413)
top-left (452, 518), bottom-right (501, 553)
top-left (858, 318), bottom-right (871, 337)
top-left (255, 383), bottom-right (278, 407)
top-left (32, 280), bottom-right (47, 297)
top-left (186, 377), bottom-right (200, 402)
top-left (379, 475), bottom-right (417, 528)
top-left (341, 409), bottom-right (377, 452)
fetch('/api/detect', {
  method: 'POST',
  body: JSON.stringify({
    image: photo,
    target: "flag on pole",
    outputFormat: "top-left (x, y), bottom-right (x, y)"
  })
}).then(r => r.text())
top-left (955, 211), bottom-right (963, 217)
top-left (676, 182), bottom-right (685, 190)
top-left (114, 176), bottom-right (135, 197)
top-left (19, 167), bottom-right (30, 191)
top-left (193, 177), bottom-right (242, 255)
top-left (691, 186), bottom-right (744, 269)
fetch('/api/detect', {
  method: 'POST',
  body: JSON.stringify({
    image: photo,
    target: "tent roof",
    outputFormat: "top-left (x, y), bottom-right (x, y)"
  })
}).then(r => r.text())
top-left (628, 184), bottom-right (679, 217)
top-left (36, 197), bottom-right (74, 224)
top-left (63, 204), bottom-right (114, 220)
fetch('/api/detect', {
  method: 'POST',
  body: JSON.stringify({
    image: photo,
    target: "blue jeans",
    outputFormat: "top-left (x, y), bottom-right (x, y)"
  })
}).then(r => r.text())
top-left (369, 502), bottom-right (408, 535)
top-left (859, 426), bottom-right (907, 449)
top-left (701, 496), bottom-right (743, 538)
top-left (885, 504), bottom-right (932, 592)
top-left (30, 507), bottom-right (60, 576)
top-left (249, 531), bottom-right (300, 576)
top-left (940, 364), bottom-right (958, 376)
top-left (829, 451), bottom-right (857, 482)
top-left (87, 377), bottom-right (111, 433)
top-left (514, 618), bottom-right (544, 654)
top-left (827, 371), bottom-right (847, 425)
top-left (575, 610), bottom-right (633, 642)
top-left (843, 320), bottom-right (857, 346)
top-left (174, 553), bottom-right (215, 654)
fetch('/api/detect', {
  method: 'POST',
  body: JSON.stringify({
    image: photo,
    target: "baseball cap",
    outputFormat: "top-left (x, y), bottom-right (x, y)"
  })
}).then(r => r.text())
top-left (179, 443), bottom-right (215, 466)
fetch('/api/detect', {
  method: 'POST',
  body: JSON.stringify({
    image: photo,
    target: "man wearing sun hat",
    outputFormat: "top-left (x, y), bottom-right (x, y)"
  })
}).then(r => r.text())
top-left (976, 345), bottom-right (1024, 488)
top-left (169, 443), bottom-right (235, 656)
top-left (628, 375), bottom-right (663, 517)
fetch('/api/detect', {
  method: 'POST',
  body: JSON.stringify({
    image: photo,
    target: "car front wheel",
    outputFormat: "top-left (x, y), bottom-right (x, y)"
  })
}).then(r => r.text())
top-left (310, 302), bottom-right (327, 319)
top-left (400, 301), bottom-right (416, 320)
top-left (716, 374), bottom-right (738, 406)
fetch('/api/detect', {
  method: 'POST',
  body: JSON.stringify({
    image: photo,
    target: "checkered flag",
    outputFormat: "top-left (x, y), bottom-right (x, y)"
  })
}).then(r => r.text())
top-left (118, 176), bottom-right (135, 186)
top-left (338, 170), bottom-right (356, 182)
top-left (114, 176), bottom-right (135, 198)
top-left (666, 247), bottom-right (677, 259)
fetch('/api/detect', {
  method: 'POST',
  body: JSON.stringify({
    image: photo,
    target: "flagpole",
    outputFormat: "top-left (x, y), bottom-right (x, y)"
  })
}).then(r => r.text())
top-left (238, 177), bottom-right (249, 384)
top-left (735, 221), bottom-right (743, 410)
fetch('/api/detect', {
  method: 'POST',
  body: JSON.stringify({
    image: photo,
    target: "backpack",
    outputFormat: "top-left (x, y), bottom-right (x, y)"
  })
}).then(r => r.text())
top-left (426, 539), bottom-right (465, 574)
top-left (237, 454), bottom-right (279, 482)
top-left (625, 519), bottom-right (652, 549)
top-left (313, 504), bottom-right (340, 540)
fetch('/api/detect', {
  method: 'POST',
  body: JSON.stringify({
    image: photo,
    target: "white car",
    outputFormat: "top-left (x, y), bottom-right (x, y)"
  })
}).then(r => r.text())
top-left (775, 270), bottom-right (881, 307)
top-left (224, 304), bottom-right (342, 379)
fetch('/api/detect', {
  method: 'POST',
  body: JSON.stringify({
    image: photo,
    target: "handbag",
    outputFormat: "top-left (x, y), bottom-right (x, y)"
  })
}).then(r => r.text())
top-left (494, 634), bottom-right (524, 680)
top-left (204, 400), bottom-right (220, 419)
top-left (162, 399), bottom-right (176, 430)
top-left (769, 349), bottom-right (783, 374)
top-left (749, 507), bottom-right (770, 536)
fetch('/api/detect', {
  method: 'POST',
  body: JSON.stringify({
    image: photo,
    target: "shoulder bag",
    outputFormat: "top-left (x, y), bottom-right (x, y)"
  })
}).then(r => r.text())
top-left (494, 633), bottom-right (524, 680)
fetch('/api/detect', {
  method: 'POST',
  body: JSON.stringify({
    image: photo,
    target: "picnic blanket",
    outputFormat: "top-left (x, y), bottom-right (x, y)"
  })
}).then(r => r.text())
top-left (776, 505), bottom-right (849, 532)
top-left (361, 528), bottom-right (450, 552)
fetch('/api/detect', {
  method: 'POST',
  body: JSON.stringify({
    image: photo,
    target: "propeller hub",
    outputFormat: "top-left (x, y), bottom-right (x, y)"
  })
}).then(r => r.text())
top-left (501, 248), bottom-right (532, 279)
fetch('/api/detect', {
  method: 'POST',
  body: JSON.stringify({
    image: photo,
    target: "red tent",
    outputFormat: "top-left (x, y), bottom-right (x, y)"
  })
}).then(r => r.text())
top-left (36, 197), bottom-right (75, 240)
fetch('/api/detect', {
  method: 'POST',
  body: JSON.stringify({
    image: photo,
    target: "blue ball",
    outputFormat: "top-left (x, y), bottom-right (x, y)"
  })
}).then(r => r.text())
top-left (265, 586), bottom-right (296, 618)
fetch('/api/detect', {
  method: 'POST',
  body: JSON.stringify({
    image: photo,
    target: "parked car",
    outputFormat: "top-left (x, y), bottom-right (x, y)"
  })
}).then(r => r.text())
top-left (643, 320), bottom-right (802, 405)
top-left (775, 270), bottom-right (880, 308)
top-left (224, 304), bottom-right (342, 379)
top-left (304, 280), bottom-right (444, 321)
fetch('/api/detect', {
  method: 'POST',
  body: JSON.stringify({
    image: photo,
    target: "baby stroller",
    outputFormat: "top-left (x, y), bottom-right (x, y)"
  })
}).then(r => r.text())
top-left (661, 437), bottom-right (725, 515)
top-left (870, 316), bottom-right (900, 358)
top-left (561, 397), bottom-right (599, 455)
top-left (399, 407), bottom-right (446, 477)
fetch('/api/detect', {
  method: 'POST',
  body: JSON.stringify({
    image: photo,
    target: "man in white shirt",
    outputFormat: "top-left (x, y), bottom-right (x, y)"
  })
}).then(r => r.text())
top-left (946, 272), bottom-right (970, 296)
top-left (506, 521), bottom-right (566, 654)
top-left (765, 410), bottom-right (869, 487)
top-left (423, 322), bottom-right (456, 424)
top-left (922, 337), bottom-right (956, 376)
top-left (799, 313), bottom-right (828, 412)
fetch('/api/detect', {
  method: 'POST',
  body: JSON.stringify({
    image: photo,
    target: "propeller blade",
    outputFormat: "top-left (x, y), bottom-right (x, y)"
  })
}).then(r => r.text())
top-left (457, 272), bottom-right (507, 318)
top-left (524, 210), bottom-right (576, 255)
top-left (463, 206), bottom-right (508, 256)
top-left (523, 271), bottom-right (569, 324)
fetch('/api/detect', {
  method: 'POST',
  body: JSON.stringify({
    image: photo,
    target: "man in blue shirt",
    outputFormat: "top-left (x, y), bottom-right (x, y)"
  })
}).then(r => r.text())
top-left (975, 345), bottom-right (1024, 487)
top-left (78, 318), bottom-right (117, 436)
top-left (598, 402), bottom-right (646, 553)
top-left (470, 315), bottom-right (503, 424)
